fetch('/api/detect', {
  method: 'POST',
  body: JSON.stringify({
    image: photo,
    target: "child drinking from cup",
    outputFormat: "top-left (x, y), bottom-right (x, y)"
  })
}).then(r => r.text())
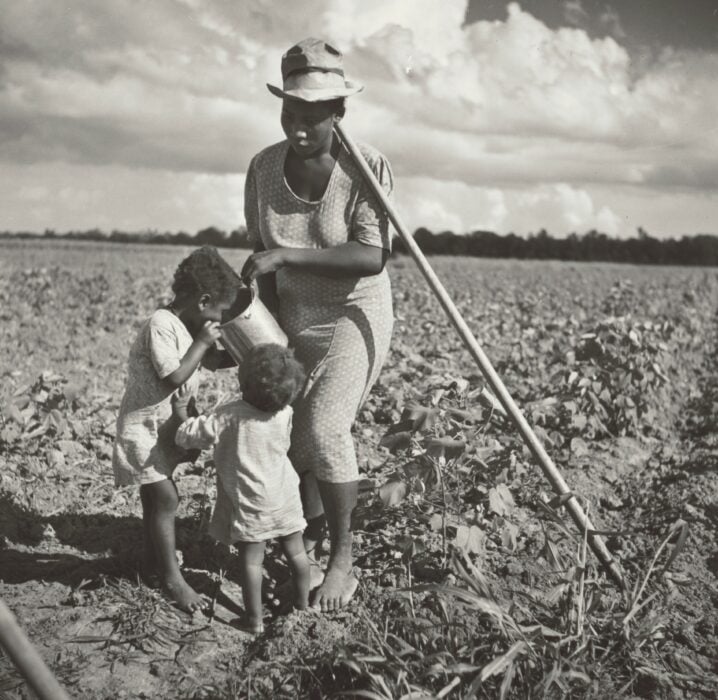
top-left (112, 246), bottom-right (240, 613)
top-left (174, 343), bottom-right (310, 633)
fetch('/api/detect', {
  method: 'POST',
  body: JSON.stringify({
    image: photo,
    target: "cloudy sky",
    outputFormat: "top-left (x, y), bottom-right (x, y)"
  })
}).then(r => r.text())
top-left (1, 0), bottom-right (717, 238)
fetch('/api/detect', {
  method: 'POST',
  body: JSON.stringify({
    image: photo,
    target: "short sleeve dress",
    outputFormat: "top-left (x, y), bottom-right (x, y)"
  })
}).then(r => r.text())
top-left (112, 309), bottom-right (199, 486)
top-left (175, 400), bottom-right (306, 543)
top-left (244, 138), bottom-right (394, 484)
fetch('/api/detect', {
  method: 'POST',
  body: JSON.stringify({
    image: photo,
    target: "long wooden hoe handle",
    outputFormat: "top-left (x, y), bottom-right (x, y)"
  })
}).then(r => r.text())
top-left (0, 598), bottom-right (71, 699)
top-left (336, 123), bottom-right (625, 589)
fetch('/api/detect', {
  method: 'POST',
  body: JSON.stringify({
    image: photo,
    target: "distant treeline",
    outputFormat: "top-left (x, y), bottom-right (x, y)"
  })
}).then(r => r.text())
top-left (2, 225), bottom-right (717, 265)
top-left (396, 228), bottom-right (718, 265)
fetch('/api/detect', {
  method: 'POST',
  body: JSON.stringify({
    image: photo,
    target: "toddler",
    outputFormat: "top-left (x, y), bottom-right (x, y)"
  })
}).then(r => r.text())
top-left (112, 246), bottom-right (240, 613)
top-left (174, 343), bottom-right (310, 633)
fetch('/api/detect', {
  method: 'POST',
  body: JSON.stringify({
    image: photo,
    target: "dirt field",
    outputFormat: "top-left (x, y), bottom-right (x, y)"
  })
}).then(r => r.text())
top-left (1, 239), bottom-right (717, 698)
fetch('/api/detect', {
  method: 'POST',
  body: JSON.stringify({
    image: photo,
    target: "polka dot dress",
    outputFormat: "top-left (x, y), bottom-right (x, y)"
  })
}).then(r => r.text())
top-left (244, 138), bottom-right (394, 483)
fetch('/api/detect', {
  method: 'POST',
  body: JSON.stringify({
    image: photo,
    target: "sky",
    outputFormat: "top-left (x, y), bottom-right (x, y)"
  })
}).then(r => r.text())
top-left (1, 0), bottom-right (717, 238)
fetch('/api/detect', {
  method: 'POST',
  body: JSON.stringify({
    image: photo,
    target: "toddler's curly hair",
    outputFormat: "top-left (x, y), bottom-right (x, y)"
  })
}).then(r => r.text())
top-left (240, 344), bottom-right (306, 413)
top-left (172, 246), bottom-right (241, 303)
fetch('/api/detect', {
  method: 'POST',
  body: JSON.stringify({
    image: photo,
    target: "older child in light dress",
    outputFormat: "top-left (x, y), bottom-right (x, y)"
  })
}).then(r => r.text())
top-left (174, 343), bottom-right (310, 633)
top-left (112, 246), bottom-right (239, 613)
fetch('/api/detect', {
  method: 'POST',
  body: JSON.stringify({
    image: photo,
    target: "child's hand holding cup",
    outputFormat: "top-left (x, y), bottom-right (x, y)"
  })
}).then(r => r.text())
top-left (197, 320), bottom-right (221, 347)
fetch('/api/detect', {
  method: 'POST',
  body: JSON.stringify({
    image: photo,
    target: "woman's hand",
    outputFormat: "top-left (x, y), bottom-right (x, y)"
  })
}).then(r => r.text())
top-left (241, 249), bottom-right (288, 282)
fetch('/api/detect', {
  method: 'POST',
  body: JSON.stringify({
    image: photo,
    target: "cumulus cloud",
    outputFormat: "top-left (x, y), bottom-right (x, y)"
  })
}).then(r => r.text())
top-left (599, 5), bottom-right (627, 40)
top-left (562, 0), bottom-right (590, 28)
top-left (0, 0), bottom-right (716, 236)
top-left (0, 162), bottom-right (245, 232)
top-left (397, 179), bottom-right (623, 237)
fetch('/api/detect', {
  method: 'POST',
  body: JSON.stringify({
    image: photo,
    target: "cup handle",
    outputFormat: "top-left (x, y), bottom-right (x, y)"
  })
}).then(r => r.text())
top-left (241, 280), bottom-right (257, 319)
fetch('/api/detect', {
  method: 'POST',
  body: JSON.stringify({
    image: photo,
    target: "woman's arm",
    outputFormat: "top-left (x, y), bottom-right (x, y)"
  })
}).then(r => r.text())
top-left (241, 241), bottom-right (388, 282)
top-left (249, 240), bottom-right (281, 313)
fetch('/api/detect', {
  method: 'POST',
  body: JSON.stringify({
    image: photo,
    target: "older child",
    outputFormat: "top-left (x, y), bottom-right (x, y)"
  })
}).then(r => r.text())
top-left (174, 344), bottom-right (310, 633)
top-left (112, 246), bottom-right (239, 613)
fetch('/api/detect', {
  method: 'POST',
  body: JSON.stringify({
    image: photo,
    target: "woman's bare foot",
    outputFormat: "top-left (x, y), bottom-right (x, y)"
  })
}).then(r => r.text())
top-left (163, 574), bottom-right (206, 614)
top-left (232, 615), bottom-right (264, 635)
top-left (311, 565), bottom-right (357, 612)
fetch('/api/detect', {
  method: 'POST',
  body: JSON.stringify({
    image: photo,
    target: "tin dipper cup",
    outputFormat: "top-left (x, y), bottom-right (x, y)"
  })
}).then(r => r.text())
top-left (219, 282), bottom-right (288, 363)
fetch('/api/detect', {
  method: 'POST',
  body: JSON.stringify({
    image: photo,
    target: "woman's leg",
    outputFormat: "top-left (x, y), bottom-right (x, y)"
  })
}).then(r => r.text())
top-left (313, 480), bottom-right (358, 611)
top-left (290, 297), bottom-right (393, 611)
top-left (279, 532), bottom-right (310, 610)
top-left (141, 480), bottom-right (205, 613)
top-left (237, 541), bottom-right (266, 632)
top-left (290, 354), bottom-right (365, 610)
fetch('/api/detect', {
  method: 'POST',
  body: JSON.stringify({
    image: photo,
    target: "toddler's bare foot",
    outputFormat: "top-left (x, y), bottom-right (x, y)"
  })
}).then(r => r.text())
top-left (273, 559), bottom-right (322, 610)
top-left (162, 574), bottom-right (206, 614)
top-left (311, 565), bottom-right (357, 612)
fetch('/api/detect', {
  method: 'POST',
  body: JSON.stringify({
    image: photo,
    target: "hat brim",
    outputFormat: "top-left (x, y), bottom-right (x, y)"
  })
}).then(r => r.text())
top-left (266, 81), bottom-right (363, 102)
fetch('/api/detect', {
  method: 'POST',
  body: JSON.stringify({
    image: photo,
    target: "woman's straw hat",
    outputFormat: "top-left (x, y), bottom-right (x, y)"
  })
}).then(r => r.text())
top-left (267, 38), bottom-right (364, 102)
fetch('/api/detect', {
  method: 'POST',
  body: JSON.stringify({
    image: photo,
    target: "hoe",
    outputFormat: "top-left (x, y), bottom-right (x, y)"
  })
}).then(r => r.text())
top-left (336, 122), bottom-right (625, 589)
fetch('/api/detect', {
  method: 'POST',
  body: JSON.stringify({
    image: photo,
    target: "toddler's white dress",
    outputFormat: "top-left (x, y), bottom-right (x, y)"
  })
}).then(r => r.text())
top-left (112, 309), bottom-right (199, 486)
top-left (175, 399), bottom-right (306, 543)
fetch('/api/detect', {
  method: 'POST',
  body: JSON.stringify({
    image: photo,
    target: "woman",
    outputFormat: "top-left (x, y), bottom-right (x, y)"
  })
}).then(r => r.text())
top-left (241, 38), bottom-right (394, 612)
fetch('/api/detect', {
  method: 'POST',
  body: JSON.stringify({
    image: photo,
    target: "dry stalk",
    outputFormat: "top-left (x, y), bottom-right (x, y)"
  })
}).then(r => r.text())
top-left (623, 520), bottom-right (686, 634)
top-left (575, 500), bottom-right (590, 637)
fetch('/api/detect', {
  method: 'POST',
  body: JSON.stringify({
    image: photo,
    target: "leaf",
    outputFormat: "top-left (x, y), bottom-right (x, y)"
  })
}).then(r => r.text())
top-left (379, 431), bottom-right (411, 452)
top-left (46, 449), bottom-right (66, 470)
top-left (23, 422), bottom-right (48, 440)
top-left (662, 520), bottom-right (689, 573)
top-left (479, 642), bottom-right (528, 682)
top-left (478, 388), bottom-right (507, 416)
top-left (400, 404), bottom-right (438, 432)
top-left (378, 480), bottom-right (408, 507)
top-left (501, 522), bottom-right (519, 552)
top-left (541, 536), bottom-right (564, 571)
top-left (398, 536), bottom-right (426, 562)
top-left (49, 409), bottom-right (67, 435)
top-left (488, 484), bottom-right (515, 516)
top-left (20, 405), bottom-right (35, 424)
top-left (1, 424), bottom-right (21, 444)
top-left (570, 437), bottom-right (589, 457)
top-left (428, 513), bottom-right (443, 531)
top-left (426, 438), bottom-right (466, 462)
top-left (5, 403), bottom-right (25, 425)
top-left (519, 624), bottom-right (562, 640)
top-left (12, 394), bottom-right (31, 410)
top-left (445, 663), bottom-right (481, 674)
top-left (63, 382), bottom-right (82, 403)
top-left (546, 492), bottom-right (573, 509)
top-left (446, 407), bottom-right (481, 424)
top-left (571, 413), bottom-right (587, 431)
top-left (454, 525), bottom-right (485, 555)
top-left (358, 478), bottom-right (375, 492)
